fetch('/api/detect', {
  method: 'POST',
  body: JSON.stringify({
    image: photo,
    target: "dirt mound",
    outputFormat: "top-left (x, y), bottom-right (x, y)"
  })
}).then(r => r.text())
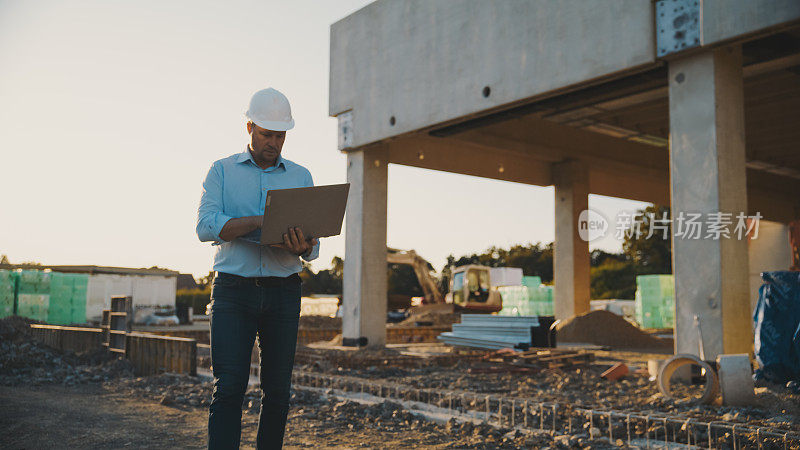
top-left (0, 315), bottom-right (42, 343)
top-left (395, 311), bottom-right (460, 327)
top-left (556, 310), bottom-right (672, 349)
top-left (299, 315), bottom-right (341, 330)
top-left (394, 304), bottom-right (460, 327)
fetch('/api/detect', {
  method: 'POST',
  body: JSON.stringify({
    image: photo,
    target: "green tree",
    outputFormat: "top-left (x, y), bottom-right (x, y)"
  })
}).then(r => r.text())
top-left (622, 204), bottom-right (672, 274)
top-left (299, 257), bottom-right (344, 296)
top-left (198, 271), bottom-right (215, 290)
top-left (590, 204), bottom-right (673, 299)
top-left (443, 242), bottom-right (554, 284)
top-left (590, 260), bottom-right (638, 299)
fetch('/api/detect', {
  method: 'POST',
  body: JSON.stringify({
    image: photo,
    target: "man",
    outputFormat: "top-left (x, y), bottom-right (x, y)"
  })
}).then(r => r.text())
top-left (196, 87), bottom-right (319, 449)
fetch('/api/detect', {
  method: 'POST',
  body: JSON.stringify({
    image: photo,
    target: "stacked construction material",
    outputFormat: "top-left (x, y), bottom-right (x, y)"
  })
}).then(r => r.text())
top-left (497, 276), bottom-right (553, 317)
top-left (0, 270), bottom-right (16, 318)
top-left (634, 274), bottom-right (675, 329)
top-left (16, 270), bottom-right (51, 322)
top-left (437, 314), bottom-right (539, 350)
top-left (48, 272), bottom-right (90, 325)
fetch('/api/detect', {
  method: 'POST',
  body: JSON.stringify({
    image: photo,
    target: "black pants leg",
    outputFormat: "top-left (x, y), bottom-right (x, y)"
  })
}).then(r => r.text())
top-left (256, 278), bottom-right (302, 448)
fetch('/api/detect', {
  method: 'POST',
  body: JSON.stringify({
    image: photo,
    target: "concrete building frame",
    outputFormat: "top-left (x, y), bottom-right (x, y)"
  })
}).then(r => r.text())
top-left (329, 0), bottom-right (800, 356)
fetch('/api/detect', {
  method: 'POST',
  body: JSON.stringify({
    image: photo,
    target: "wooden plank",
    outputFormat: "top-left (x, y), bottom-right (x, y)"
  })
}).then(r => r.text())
top-left (189, 341), bottom-right (197, 376)
top-left (165, 339), bottom-right (173, 372)
top-left (28, 325), bottom-right (104, 353)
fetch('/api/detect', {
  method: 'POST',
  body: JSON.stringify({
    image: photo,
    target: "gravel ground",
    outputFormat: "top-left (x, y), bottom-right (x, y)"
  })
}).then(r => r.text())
top-left (3, 316), bottom-right (798, 448)
top-left (0, 316), bottom-right (617, 448)
top-left (299, 347), bottom-right (800, 436)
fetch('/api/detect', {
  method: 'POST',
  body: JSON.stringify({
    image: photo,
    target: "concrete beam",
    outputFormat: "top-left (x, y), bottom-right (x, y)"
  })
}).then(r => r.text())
top-left (553, 161), bottom-right (591, 320)
top-left (746, 170), bottom-right (800, 224)
top-left (668, 45), bottom-right (751, 358)
top-left (342, 148), bottom-right (388, 348)
top-left (381, 135), bottom-right (553, 186)
top-left (330, 0), bottom-right (657, 148)
top-left (447, 116), bottom-right (671, 204)
top-left (702, 0), bottom-right (800, 47)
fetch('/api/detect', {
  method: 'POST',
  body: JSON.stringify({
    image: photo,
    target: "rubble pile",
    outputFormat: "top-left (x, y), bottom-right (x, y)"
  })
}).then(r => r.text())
top-left (0, 316), bottom-right (134, 386)
top-left (113, 373), bottom-right (211, 408)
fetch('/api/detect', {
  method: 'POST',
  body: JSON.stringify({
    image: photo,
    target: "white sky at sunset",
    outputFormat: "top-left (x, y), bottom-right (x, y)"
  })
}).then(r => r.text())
top-left (0, 0), bottom-right (650, 278)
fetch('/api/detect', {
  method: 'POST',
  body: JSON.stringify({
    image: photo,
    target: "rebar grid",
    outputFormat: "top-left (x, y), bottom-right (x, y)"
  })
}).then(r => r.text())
top-left (292, 370), bottom-right (800, 449)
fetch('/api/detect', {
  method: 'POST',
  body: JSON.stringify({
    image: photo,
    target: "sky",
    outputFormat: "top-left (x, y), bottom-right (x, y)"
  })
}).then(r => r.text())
top-left (0, 0), bottom-right (650, 279)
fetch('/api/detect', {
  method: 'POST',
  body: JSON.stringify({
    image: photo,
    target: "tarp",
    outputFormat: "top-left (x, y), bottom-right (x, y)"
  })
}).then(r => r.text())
top-left (753, 271), bottom-right (800, 383)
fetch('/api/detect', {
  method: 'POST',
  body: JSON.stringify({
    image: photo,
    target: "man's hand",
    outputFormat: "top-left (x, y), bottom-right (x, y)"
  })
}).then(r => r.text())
top-left (269, 227), bottom-right (318, 256)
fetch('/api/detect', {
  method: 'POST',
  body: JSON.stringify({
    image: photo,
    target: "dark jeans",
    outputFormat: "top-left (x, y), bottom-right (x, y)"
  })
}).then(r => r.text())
top-left (208, 272), bottom-right (302, 450)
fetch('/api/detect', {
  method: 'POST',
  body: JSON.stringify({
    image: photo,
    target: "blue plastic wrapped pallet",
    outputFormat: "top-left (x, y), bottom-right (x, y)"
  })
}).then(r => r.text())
top-left (0, 270), bottom-right (17, 318)
top-left (634, 274), bottom-right (674, 329)
top-left (753, 271), bottom-right (800, 383)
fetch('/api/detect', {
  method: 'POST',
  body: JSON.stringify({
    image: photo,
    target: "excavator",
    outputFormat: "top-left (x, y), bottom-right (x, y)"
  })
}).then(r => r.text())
top-left (386, 248), bottom-right (443, 304)
top-left (387, 249), bottom-right (511, 313)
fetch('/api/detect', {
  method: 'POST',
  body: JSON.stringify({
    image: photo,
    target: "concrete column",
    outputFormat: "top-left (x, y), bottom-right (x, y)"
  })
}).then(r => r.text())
top-left (668, 45), bottom-right (751, 358)
top-left (342, 147), bottom-right (388, 348)
top-left (553, 160), bottom-right (591, 321)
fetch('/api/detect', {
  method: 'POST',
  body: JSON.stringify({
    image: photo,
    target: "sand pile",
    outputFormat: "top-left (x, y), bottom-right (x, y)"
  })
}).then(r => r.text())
top-left (556, 310), bottom-right (672, 349)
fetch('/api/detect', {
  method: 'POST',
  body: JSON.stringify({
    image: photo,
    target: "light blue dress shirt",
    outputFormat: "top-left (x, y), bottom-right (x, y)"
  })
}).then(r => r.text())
top-left (196, 148), bottom-right (320, 277)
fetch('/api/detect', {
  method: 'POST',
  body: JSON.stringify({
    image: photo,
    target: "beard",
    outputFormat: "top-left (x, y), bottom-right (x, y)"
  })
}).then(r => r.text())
top-left (254, 144), bottom-right (279, 161)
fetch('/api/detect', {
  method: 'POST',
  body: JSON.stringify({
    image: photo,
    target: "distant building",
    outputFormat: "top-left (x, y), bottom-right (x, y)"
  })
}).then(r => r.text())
top-left (46, 265), bottom-right (178, 322)
top-left (177, 273), bottom-right (200, 291)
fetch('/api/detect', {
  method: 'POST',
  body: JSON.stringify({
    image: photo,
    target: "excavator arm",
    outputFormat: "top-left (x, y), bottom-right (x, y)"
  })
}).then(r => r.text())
top-left (387, 248), bottom-right (444, 304)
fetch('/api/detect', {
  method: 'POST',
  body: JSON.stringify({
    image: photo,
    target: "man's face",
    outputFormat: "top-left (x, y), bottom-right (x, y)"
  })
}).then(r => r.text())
top-left (247, 121), bottom-right (286, 166)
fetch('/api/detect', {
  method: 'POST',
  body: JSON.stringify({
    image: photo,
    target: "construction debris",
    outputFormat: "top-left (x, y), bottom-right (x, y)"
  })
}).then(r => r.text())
top-left (600, 362), bottom-right (629, 381)
top-left (474, 347), bottom-right (595, 374)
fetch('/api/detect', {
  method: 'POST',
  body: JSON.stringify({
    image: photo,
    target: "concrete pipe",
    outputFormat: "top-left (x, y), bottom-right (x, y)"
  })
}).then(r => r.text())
top-left (657, 354), bottom-right (719, 404)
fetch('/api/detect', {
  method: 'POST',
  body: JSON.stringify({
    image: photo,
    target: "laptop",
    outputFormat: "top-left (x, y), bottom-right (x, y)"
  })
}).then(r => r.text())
top-left (239, 183), bottom-right (350, 245)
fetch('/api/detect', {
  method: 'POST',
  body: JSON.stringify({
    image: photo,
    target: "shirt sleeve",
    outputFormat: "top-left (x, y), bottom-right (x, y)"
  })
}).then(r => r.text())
top-left (196, 161), bottom-right (233, 243)
top-left (300, 169), bottom-right (320, 262)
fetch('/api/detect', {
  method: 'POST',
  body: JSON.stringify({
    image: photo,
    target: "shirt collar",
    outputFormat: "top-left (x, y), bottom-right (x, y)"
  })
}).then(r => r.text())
top-left (238, 146), bottom-right (286, 170)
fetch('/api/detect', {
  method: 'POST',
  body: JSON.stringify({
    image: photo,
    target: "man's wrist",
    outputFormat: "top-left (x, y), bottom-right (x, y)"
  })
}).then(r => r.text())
top-left (251, 216), bottom-right (262, 229)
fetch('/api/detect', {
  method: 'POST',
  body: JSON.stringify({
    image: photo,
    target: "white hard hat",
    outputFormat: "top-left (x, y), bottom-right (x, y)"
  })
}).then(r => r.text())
top-left (245, 87), bottom-right (295, 131)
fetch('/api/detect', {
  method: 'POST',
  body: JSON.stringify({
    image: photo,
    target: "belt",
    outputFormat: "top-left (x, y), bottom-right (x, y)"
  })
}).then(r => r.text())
top-left (214, 271), bottom-right (301, 287)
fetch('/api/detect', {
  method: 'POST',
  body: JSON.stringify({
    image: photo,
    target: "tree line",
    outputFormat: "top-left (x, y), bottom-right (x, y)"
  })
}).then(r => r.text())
top-left (296, 204), bottom-right (672, 300)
